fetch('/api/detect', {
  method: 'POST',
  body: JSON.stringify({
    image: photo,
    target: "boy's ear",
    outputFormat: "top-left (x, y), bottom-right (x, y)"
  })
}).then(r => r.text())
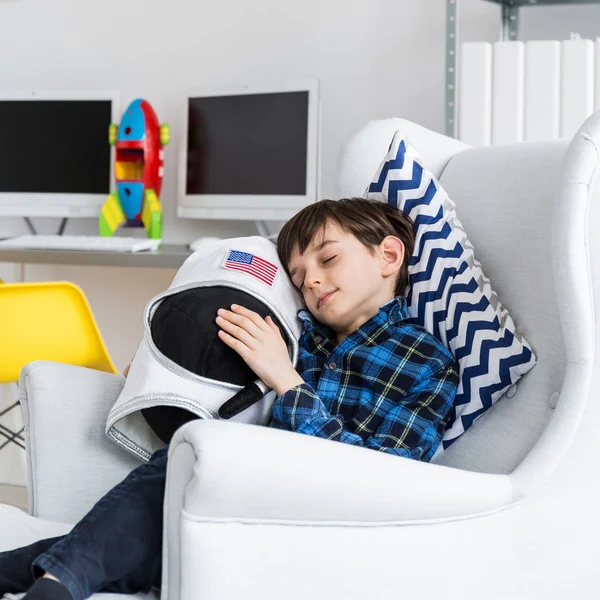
top-left (379, 236), bottom-right (405, 277)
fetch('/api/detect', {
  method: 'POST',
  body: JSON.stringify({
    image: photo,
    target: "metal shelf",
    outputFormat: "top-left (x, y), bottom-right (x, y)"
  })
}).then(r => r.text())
top-left (445, 0), bottom-right (600, 137)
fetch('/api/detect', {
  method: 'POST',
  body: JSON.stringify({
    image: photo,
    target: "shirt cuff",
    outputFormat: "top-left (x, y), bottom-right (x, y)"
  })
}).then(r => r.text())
top-left (270, 382), bottom-right (327, 429)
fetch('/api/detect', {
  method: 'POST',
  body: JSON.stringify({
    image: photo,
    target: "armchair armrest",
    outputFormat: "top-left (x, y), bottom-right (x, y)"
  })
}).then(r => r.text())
top-left (167, 419), bottom-right (515, 523)
top-left (161, 420), bottom-right (516, 600)
top-left (18, 361), bottom-right (142, 524)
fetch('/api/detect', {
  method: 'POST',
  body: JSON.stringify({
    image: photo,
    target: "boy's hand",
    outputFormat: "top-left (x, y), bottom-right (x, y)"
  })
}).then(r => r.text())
top-left (216, 304), bottom-right (303, 396)
top-left (123, 352), bottom-right (136, 377)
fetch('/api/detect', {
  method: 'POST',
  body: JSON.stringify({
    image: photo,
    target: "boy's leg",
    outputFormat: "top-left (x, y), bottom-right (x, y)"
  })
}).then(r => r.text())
top-left (0, 537), bottom-right (63, 594)
top-left (27, 445), bottom-right (169, 600)
top-left (0, 534), bottom-right (161, 599)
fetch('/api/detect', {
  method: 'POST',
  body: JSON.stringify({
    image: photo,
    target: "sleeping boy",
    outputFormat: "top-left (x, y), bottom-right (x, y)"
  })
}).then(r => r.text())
top-left (0, 197), bottom-right (458, 600)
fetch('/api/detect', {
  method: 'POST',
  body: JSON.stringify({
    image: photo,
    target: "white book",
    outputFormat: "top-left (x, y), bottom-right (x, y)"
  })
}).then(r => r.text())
top-left (459, 42), bottom-right (493, 146)
top-left (492, 41), bottom-right (525, 145)
top-left (561, 38), bottom-right (594, 138)
top-left (525, 41), bottom-right (561, 142)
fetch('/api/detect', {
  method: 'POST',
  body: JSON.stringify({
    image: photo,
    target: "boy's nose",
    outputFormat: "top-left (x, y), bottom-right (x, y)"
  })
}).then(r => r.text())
top-left (304, 271), bottom-right (322, 288)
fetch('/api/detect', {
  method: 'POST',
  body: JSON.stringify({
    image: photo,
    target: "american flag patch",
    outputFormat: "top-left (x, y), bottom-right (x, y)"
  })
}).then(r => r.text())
top-left (222, 249), bottom-right (279, 287)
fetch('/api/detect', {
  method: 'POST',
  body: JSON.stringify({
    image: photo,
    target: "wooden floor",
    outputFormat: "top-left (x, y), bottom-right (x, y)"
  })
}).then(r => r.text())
top-left (0, 483), bottom-right (28, 511)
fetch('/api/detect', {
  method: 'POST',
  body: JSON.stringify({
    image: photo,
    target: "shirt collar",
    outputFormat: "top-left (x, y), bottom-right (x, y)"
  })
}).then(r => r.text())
top-left (297, 296), bottom-right (410, 337)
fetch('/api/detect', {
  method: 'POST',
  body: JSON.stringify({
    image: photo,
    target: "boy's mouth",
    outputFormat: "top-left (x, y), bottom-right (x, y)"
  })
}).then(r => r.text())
top-left (318, 290), bottom-right (337, 309)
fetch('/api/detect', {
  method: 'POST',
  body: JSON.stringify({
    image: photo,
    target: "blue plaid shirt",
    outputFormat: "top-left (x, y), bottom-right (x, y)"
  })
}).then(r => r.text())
top-left (268, 297), bottom-right (459, 461)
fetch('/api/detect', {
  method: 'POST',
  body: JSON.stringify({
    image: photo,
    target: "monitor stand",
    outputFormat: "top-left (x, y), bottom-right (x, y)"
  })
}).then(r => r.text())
top-left (23, 217), bottom-right (68, 236)
top-left (255, 221), bottom-right (277, 240)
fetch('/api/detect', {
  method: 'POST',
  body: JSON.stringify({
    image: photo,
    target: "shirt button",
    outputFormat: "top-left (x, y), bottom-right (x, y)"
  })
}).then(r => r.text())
top-left (328, 362), bottom-right (337, 370)
top-left (314, 336), bottom-right (322, 344)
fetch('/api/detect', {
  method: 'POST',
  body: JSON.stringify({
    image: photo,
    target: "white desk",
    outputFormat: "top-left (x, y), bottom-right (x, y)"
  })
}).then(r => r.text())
top-left (0, 243), bottom-right (192, 269)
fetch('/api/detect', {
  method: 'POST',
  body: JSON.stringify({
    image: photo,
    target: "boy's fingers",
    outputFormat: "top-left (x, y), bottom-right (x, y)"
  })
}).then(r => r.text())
top-left (265, 315), bottom-right (279, 331)
top-left (218, 330), bottom-right (251, 357)
top-left (216, 316), bottom-right (257, 349)
top-left (218, 309), bottom-right (262, 338)
top-left (230, 304), bottom-right (271, 331)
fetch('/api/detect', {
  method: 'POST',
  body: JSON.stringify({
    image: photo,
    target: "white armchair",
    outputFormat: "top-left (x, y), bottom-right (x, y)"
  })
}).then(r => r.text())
top-left (2, 110), bottom-right (599, 600)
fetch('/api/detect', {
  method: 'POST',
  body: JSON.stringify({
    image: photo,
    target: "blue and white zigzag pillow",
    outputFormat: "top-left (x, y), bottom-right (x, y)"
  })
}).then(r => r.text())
top-left (365, 131), bottom-right (536, 450)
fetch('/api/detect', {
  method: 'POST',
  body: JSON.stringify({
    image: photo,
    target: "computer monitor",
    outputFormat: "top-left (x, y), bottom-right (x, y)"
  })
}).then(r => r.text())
top-left (177, 80), bottom-right (320, 221)
top-left (0, 90), bottom-right (119, 218)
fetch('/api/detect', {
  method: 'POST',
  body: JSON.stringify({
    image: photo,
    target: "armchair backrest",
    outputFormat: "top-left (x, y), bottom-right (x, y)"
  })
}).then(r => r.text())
top-left (336, 117), bottom-right (598, 483)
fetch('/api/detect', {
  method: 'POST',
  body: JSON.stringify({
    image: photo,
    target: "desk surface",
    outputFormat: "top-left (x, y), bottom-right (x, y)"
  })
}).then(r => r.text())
top-left (0, 244), bottom-right (192, 269)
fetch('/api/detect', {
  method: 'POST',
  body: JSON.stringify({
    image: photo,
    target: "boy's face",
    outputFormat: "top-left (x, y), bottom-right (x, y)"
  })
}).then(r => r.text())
top-left (288, 220), bottom-right (404, 340)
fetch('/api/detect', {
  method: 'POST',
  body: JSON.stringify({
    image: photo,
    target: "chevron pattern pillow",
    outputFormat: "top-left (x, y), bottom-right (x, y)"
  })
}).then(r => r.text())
top-left (365, 131), bottom-right (536, 450)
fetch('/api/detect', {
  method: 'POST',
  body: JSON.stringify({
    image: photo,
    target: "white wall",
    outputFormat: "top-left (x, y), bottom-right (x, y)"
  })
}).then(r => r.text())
top-left (0, 0), bottom-right (597, 483)
top-left (0, 0), bottom-right (502, 369)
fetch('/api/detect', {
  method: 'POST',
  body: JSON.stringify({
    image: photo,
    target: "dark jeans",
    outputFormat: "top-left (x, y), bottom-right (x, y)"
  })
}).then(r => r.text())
top-left (0, 446), bottom-right (169, 600)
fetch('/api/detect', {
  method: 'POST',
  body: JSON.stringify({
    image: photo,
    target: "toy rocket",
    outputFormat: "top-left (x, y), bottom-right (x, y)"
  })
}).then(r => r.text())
top-left (99, 99), bottom-right (170, 239)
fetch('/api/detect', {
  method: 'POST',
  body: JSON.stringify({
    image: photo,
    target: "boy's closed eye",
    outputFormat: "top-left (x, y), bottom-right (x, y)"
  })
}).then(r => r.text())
top-left (294, 255), bottom-right (338, 290)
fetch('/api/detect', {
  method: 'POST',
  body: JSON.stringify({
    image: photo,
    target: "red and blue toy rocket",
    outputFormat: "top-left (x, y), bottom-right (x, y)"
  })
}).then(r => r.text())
top-left (99, 99), bottom-right (170, 239)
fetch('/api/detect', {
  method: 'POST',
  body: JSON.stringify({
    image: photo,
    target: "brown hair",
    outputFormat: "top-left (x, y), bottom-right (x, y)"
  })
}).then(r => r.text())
top-left (277, 198), bottom-right (415, 296)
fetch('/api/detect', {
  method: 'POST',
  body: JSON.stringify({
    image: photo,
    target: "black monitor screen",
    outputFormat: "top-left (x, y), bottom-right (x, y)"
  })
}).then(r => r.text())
top-left (186, 91), bottom-right (309, 196)
top-left (0, 100), bottom-right (111, 194)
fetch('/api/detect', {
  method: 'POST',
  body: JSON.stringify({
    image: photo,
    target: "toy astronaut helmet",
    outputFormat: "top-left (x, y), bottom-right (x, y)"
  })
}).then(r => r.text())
top-left (140, 285), bottom-right (290, 444)
top-left (106, 236), bottom-right (304, 461)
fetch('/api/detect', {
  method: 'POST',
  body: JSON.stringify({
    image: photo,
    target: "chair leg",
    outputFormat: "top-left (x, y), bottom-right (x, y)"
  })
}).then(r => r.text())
top-left (0, 402), bottom-right (25, 450)
top-left (0, 425), bottom-right (25, 450)
top-left (0, 402), bottom-right (19, 419)
top-left (0, 402), bottom-right (25, 439)
top-left (0, 427), bottom-right (24, 442)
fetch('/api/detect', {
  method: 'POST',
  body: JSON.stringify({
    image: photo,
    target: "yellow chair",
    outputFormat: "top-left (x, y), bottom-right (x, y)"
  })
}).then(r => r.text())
top-left (0, 281), bottom-right (117, 383)
top-left (0, 281), bottom-right (117, 450)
